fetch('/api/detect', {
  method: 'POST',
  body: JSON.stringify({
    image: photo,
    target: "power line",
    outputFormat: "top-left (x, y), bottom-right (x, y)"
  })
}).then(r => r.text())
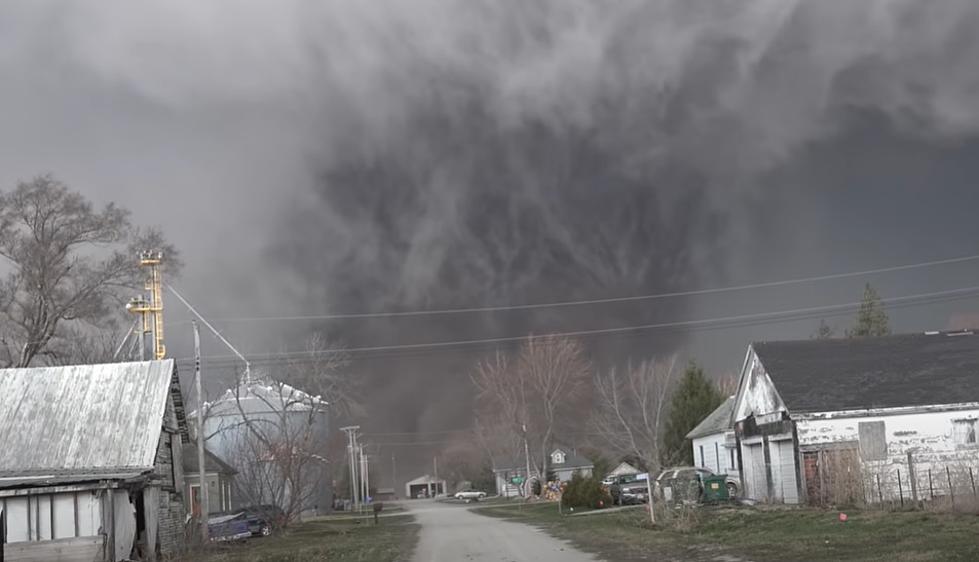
top-left (171, 284), bottom-right (979, 362)
top-left (364, 429), bottom-right (475, 437)
top-left (166, 253), bottom-right (979, 323)
top-left (173, 287), bottom-right (979, 367)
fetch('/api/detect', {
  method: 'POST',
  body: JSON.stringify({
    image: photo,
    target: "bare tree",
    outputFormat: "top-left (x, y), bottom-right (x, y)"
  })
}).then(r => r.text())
top-left (591, 357), bottom-right (678, 473)
top-left (0, 175), bottom-right (180, 367)
top-left (471, 337), bottom-right (591, 495)
top-left (716, 372), bottom-right (739, 398)
top-left (519, 336), bottom-right (591, 484)
top-left (471, 351), bottom-right (526, 490)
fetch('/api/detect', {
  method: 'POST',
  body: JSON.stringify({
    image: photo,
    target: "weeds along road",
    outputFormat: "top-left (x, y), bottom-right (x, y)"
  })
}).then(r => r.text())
top-left (408, 499), bottom-right (597, 562)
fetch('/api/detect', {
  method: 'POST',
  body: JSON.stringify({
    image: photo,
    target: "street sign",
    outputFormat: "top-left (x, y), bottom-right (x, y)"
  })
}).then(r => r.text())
top-left (510, 476), bottom-right (525, 485)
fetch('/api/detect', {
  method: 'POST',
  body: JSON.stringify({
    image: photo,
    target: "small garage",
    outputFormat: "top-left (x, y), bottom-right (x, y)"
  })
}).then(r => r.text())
top-left (405, 475), bottom-right (446, 499)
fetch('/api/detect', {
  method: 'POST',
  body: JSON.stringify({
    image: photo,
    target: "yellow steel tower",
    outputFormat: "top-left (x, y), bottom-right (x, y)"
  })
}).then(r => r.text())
top-left (126, 251), bottom-right (166, 360)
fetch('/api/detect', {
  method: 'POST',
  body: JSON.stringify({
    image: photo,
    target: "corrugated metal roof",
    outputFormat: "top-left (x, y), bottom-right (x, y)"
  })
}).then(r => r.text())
top-left (0, 360), bottom-right (175, 473)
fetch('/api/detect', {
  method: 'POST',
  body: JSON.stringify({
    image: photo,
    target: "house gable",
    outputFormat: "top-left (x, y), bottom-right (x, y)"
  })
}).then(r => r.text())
top-left (733, 347), bottom-right (788, 424)
top-left (551, 449), bottom-right (566, 465)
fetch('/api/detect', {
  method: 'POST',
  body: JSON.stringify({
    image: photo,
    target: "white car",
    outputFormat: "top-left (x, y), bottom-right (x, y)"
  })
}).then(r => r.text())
top-left (454, 490), bottom-right (487, 501)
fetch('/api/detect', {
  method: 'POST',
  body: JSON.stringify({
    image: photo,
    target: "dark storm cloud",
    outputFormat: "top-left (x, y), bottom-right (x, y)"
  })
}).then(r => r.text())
top-left (4, 1), bottom-right (979, 473)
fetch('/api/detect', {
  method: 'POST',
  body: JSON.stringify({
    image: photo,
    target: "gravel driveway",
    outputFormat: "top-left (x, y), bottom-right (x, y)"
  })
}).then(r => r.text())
top-left (408, 499), bottom-right (598, 562)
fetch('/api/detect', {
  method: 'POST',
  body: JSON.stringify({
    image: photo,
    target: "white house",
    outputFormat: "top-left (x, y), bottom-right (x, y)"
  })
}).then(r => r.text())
top-left (731, 331), bottom-right (979, 505)
top-left (492, 448), bottom-right (593, 496)
top-left (605, 461), bottom-right (641, 480)
top-left (686, 396), bottom-right (739, 481)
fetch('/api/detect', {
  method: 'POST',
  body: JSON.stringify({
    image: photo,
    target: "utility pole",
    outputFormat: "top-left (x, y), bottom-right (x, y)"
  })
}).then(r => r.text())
top-left (193, 321), bottom-right (209, 542)
top-left (364, 448), bottom-right (371, 503)
top-left (392, 453), bottom-right (397, 498)
top-left (340, 426), bottom-right (360, 511)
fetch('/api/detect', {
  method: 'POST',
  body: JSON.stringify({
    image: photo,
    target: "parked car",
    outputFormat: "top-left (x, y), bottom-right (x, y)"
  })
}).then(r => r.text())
top-left (207, 513), bottom-right (253, 542)
top-left (609, 474), bottom-right (650, 505)
top-left (454, 489), bottom-right (487, 502)
top-left (653, 467), bottom-right (739, 503)
top-left (208, 506), bottom-right (278, 539)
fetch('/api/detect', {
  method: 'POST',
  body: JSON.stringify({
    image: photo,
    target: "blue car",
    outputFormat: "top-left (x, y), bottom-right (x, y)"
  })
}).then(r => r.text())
top-left (207, 513), bottom-right (253, 542)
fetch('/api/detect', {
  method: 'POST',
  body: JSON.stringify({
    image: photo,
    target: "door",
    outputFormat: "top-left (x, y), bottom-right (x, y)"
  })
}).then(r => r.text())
top-left (771, 439), bottom-right (799, 504)
top-left (742, 442), bottom-right (767, 501)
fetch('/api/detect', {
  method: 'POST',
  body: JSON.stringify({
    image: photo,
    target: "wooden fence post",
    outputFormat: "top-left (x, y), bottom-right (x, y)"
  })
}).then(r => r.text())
top-left (907, 452), bottom-right (919, 504)
top-left (897, 469), bottom-right (904, 508)
top-left (970, 467), bottom-right (976, 497)
top-left (876, 474), bottom-right (883, 504)
top-left (928, 469), bottom-right (934, 500)
top-left (946, 466), bottom-right (954, 508)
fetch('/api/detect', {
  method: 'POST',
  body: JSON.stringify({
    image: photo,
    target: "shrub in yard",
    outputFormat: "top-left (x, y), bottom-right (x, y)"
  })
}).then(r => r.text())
top-left (561, 474), bottom-right (611, 509)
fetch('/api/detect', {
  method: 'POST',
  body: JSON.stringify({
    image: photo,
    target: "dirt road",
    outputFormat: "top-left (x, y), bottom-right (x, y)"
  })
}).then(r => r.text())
top-left (408, 499), bottom-right (597, 562)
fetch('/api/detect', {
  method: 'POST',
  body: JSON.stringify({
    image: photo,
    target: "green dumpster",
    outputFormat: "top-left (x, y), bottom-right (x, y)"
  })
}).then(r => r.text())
top-left (702, 475), bottom-right (730, 502)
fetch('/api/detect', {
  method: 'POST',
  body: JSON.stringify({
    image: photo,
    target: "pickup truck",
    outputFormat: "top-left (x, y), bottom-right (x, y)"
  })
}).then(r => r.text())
top-left (454, 489), bottom-right (487, 502)
top-left (608, 474), bottom-right (650, 505)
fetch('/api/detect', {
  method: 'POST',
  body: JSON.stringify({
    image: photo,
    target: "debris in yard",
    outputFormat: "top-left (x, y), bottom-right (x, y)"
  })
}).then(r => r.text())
top-left (839, 512), bottom-right (848, 522)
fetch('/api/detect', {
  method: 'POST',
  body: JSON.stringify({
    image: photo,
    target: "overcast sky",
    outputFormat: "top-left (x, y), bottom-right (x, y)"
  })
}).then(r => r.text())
top-left (4, 1), bottom-right (979, 473)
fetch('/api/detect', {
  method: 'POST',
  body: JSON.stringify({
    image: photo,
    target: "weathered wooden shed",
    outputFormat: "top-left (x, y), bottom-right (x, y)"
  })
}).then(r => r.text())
top-left (732, 331), bottom-right (979, 506)
top-left (0, 360), bottom-right (188, 561)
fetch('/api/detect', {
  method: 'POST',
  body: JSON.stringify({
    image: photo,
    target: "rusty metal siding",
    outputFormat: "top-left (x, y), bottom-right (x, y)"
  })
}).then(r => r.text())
top-left (0, 360), bottom-right (175, 472)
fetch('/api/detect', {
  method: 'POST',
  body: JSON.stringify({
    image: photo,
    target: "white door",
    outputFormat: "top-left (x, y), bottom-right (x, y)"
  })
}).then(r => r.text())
top-left (771, 439), bottom-right (799, 504)
top-left (742, 442), bottom-right (767, 501)
top-left (769, 440), bottom-right (783, 501)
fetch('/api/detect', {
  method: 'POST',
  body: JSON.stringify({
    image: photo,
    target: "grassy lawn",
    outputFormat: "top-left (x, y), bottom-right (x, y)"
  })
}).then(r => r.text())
top-left (185, 514), bottom-right (419, 562)
top-left (476, 502), bottom-right (979, 561)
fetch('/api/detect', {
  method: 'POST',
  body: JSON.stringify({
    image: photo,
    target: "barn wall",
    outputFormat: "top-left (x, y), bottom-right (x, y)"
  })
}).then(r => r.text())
top-left (797, 406), bottom-right (979, 503)
top-left (0, 490), bottom-right (105, 561)
top-left (153, 425), bottom-right (186, 556)
top-left (3, 536), bottom-right (102, 562)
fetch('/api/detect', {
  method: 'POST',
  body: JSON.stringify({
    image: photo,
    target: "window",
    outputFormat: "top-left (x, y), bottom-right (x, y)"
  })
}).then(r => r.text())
top-left (953, 419), bottom-right (978, 445)
top-left (699, 445), bottom-right (705, 467)
top-left (858, 421), bottom-right (887, 460)
top-left (551, 450), bottom-right (565, 465)
top-left (729, 448), bottom-right (736, 470)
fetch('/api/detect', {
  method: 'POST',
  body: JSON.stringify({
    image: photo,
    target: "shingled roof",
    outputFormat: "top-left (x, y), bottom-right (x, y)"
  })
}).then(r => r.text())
top-left (686, 396), bottom-right (735, 439)
top-left (752, 331), bottom-right (979, 414)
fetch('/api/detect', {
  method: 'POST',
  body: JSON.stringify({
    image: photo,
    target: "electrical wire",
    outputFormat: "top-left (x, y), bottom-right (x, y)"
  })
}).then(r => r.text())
top-left (166, 253), bottom-right (979, 323)
top-left (171, 284), bottom-right (979, 363)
